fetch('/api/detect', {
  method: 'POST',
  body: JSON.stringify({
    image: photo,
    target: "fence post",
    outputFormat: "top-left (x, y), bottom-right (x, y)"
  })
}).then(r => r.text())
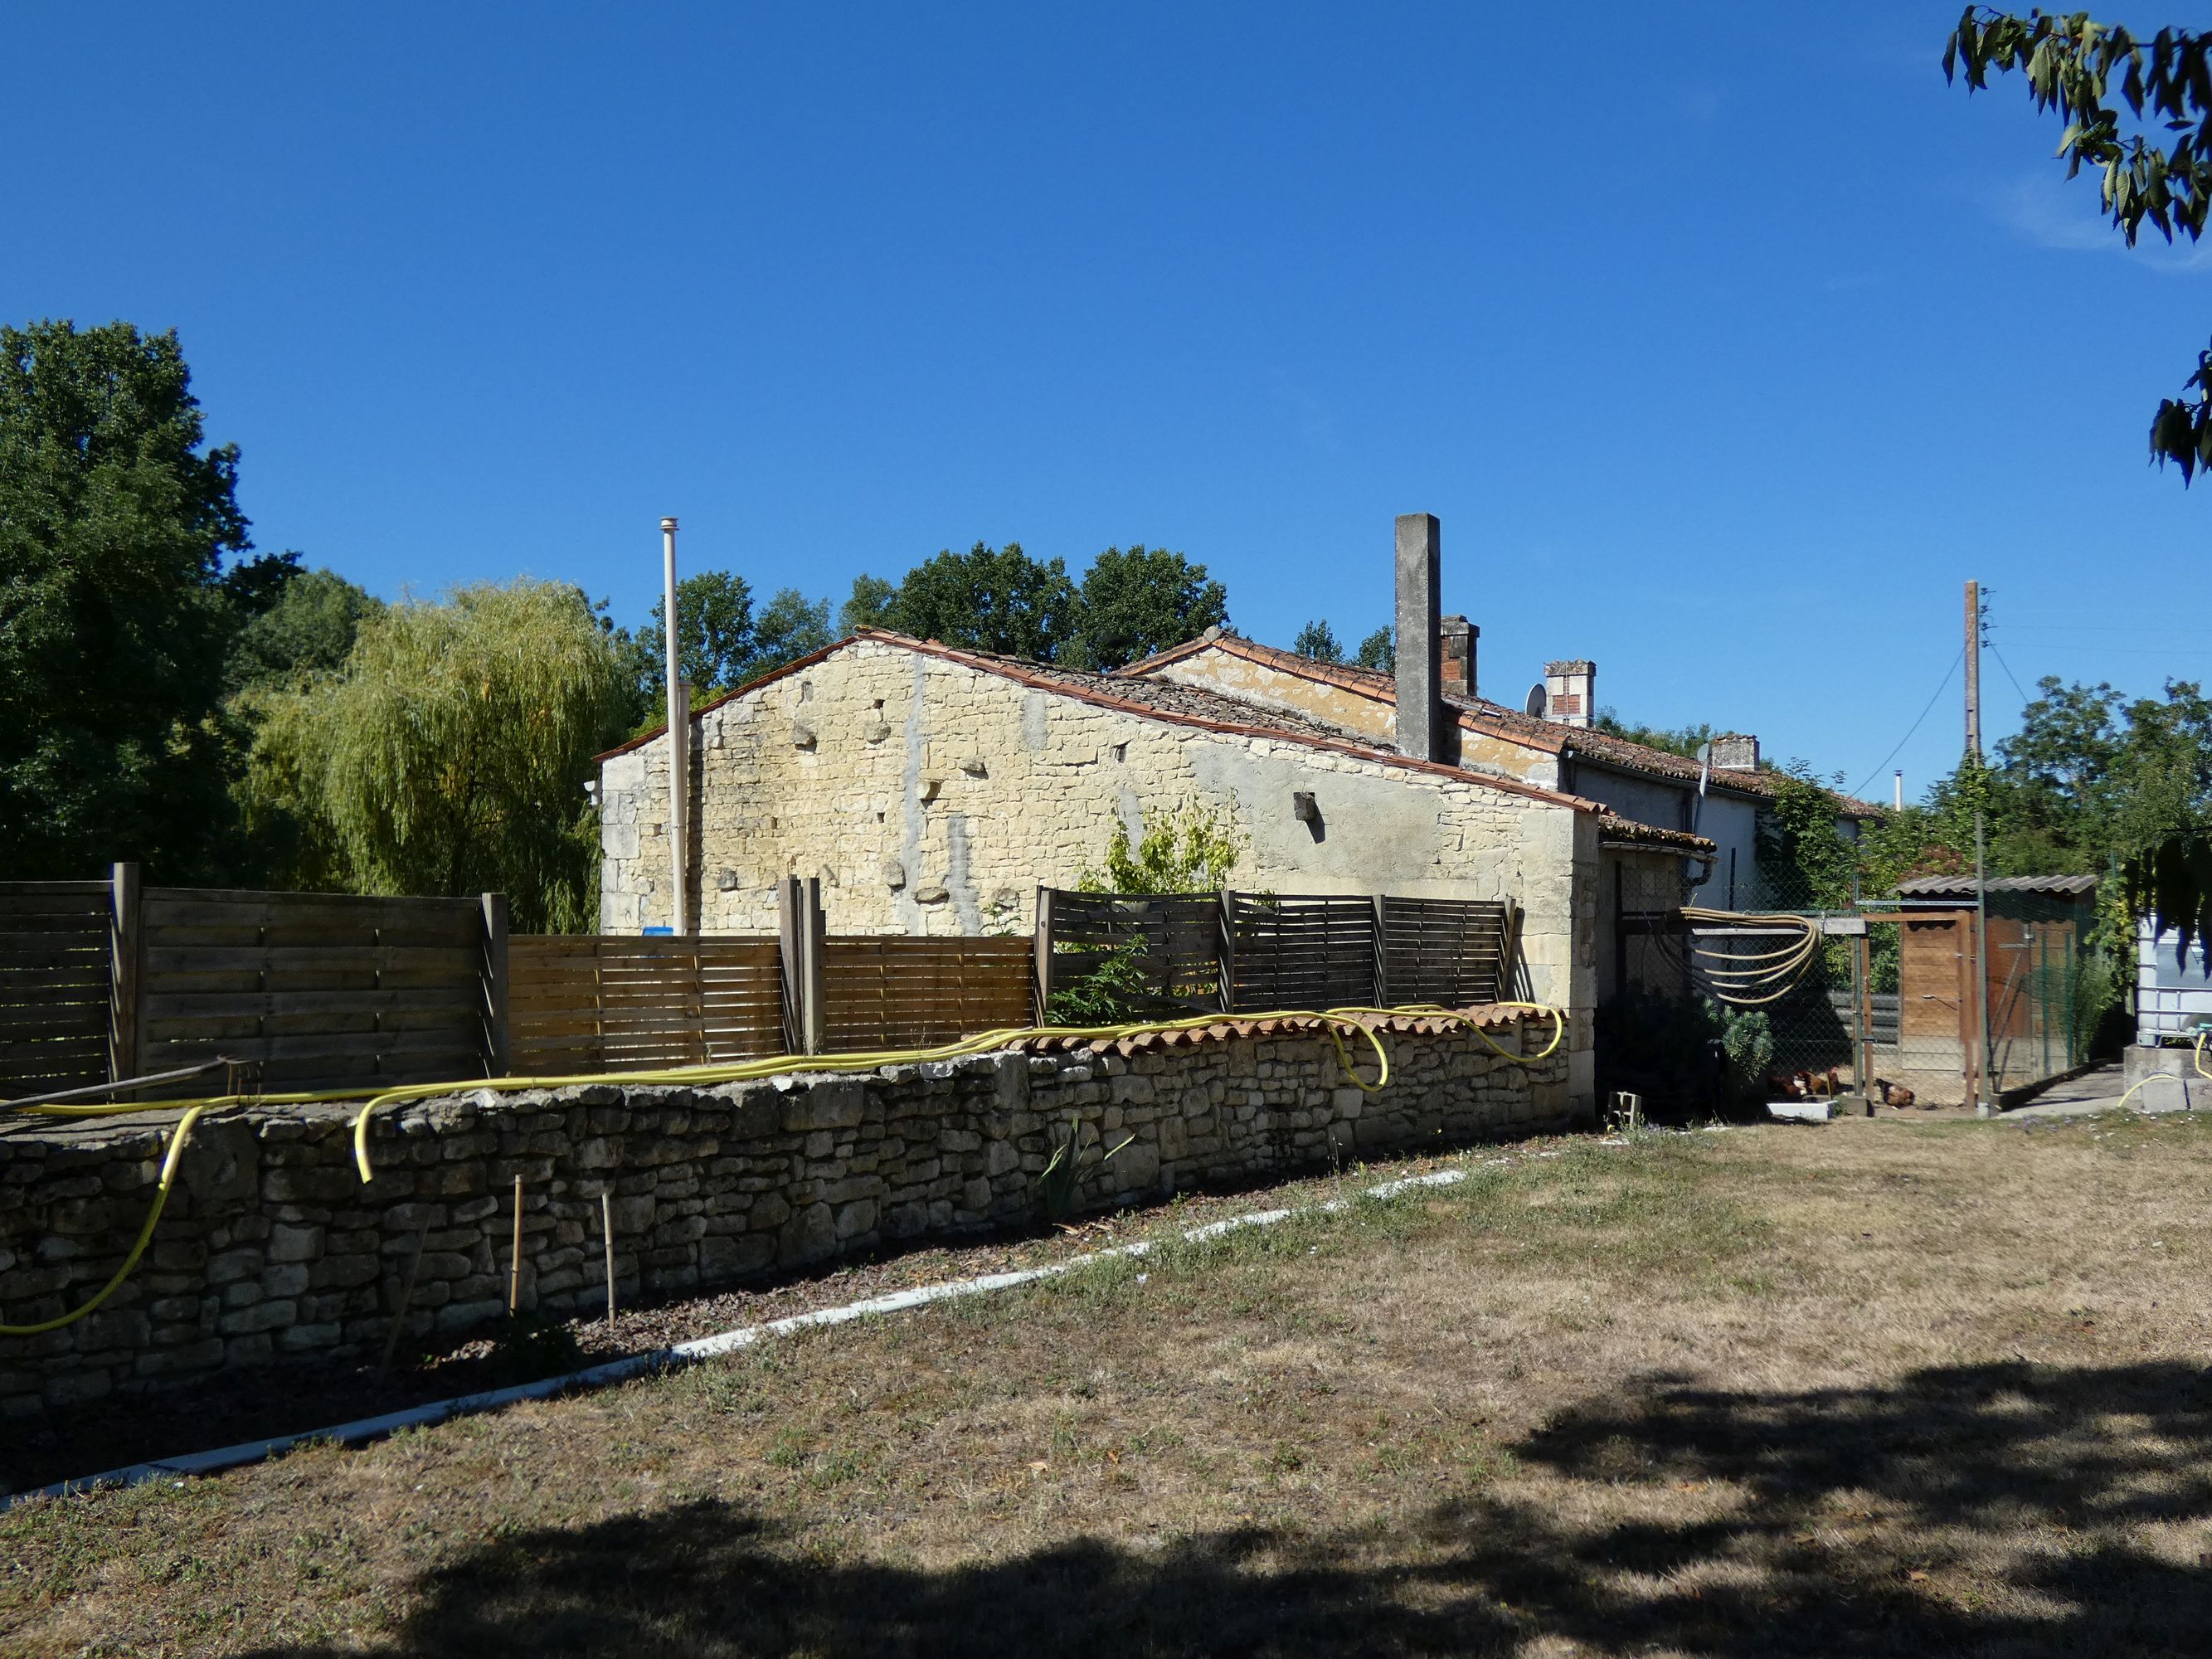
top-left (1033, 886), bottom-right (1053, 1024)
top-left (777, 876), bottom-right (827, 1054)
top-left (777, 877), bottom-right (801, 1053)
top-left (480, 892), bottom-right (511, 1078)
top-left (108, 861), bottom-right (142, 1089)
top-left (1371, 894), bottom-right (1389, 1008)
top-left (1218, 891), bottom-right (1238, 1014)
top-left (801, 878), bottom-right (826, 1054)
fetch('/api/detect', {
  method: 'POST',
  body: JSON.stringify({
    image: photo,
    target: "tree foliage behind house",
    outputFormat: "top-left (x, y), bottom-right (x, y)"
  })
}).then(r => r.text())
top-left (840, 542), bottom-right (1228, 669)
top-left (623, 569), bottom-right (834, 714)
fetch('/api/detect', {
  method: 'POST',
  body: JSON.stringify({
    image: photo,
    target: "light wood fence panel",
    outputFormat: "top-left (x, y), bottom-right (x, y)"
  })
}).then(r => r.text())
top-left (819, 936), bottom-right (1034, 1051)
top-left (508, 935), bottom-right (785, 1073)
top-left (0, 882), bottom-right (114, 1098)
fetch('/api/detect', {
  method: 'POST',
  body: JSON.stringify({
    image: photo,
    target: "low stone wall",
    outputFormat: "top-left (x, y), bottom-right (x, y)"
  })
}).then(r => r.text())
top-left (0, 1011), bottom-right (1572, 1419)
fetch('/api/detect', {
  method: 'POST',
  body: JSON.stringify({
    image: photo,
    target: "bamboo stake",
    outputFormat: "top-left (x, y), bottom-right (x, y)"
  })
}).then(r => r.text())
top-left (601, 1190), bottom-right (617, 1329)
top-left (508, 1174), bottom-right (523, 1316)
top-left (377, 1219), bottom-right (430, 1379)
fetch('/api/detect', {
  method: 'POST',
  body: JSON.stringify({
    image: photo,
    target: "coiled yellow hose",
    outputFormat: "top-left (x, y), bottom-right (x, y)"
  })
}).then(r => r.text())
top-left (2, 1000), bottom-right (1567, 1337)
top-left (2107, 1030), bottom-right (2211, 1115)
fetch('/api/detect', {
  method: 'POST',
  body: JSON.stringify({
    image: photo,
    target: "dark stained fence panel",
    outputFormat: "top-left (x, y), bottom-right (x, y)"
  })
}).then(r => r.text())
top-left (1042, 893), bottom-right (1226, 1019)
top-left (135, 888), bottom-right (493, 1096)
top-left (1227, 893), bottom-right (1378, 1012)
top-left (0, 883), bottom-right (113, 1097)
top-left (1379, 897), bottom-right (1510, 1007)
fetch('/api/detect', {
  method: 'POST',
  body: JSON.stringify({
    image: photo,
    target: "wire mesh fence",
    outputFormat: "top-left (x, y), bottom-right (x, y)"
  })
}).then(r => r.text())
top-left (1604, 855), bottom-right (2103, 1116)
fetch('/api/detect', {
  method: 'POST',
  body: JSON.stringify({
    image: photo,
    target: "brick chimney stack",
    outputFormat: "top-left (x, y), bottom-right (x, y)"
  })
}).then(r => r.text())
top-left (1544, 660), bottom-right (1595, 729)
top-left (1440, 615), bottom-right (1475, 698)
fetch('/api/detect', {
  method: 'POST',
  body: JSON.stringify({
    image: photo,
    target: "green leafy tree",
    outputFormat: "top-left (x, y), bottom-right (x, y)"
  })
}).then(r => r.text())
top-left (1594, 710), bottom-right (1719, 761)
top-left (0, 319), bottom-right (249, 878)
top-left (1355, 625), bottom-right (1395, 673)
top-left (852, 542), bottom-right (1080, 662)
top-left (839, 572), bottom-right (897, 636)
top-left (1946, 8), bottom-right (2212, 478)
top-left (244, 579), bottom-right (631, 931)
top-left (1291, 619), bottom-right (1344, 663)
top-left (624, 571), bottom-right (837, 722)
top-left (746, 588), bottom-right (834, 676)
top-left (225, 564), bottom-right (382, 693)
top-left (1068, 544), bottom-right (1228, 669)
top-left (1754, 763), bottom-right (1863, 911)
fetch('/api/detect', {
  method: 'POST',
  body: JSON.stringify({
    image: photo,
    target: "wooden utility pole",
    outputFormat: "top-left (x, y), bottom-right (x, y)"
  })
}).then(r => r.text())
top-left (1964, 580), bottom-right (1982, 759)
top-left (1966, 580), bottom-right (1991, 1113)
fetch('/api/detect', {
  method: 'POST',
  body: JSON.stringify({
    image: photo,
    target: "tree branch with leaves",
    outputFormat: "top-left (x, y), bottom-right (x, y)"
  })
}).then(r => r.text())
top-left (1947, 7), bottom-right (2212, 479)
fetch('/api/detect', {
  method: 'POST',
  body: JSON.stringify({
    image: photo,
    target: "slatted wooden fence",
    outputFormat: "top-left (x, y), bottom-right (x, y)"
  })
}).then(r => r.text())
top-left (819, 935), bottom-right (1035, 1051)
top-left (508, 934), bottom-right (785, 1073)
top-left (134, 888), bottom-right (493, 1097)
top-left (1043, 888), bottom-right (1519, 1019)
top-left (1226, 893), bottom-right (1378, 1010)
top-left (1378, 896), bottom-right (1511, 1006)
top-left (0, 881), bottom-right (114, 1097)
top-left (1038, 892), bottom-right (1227, 1019)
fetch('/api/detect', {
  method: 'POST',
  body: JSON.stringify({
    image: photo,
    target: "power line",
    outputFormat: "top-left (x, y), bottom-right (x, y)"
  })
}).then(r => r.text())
top-left (1852, 646), bottom-right (1964, 802)
top-left (1989, 643), bottom-right (2035, 709)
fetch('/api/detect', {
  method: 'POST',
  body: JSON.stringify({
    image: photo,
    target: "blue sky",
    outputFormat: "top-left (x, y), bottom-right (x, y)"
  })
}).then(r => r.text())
top-left (7, 2), bottom-right (2209, 802)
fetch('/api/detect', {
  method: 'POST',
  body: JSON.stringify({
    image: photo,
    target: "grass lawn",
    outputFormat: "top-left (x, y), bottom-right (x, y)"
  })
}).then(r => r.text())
top-left (7, 1112), bottom-right (2212, 1657)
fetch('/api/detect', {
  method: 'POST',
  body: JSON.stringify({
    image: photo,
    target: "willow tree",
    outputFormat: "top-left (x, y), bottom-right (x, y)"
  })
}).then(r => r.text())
top-left (247, 579), bottom-right (630, 931)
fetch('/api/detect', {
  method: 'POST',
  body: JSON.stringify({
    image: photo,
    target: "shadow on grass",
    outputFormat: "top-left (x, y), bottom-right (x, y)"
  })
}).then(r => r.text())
top-left (244, 1360), bottom-right (2212, 1658)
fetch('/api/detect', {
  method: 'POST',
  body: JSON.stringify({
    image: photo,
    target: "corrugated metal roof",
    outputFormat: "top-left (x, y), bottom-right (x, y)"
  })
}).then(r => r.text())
top-left (1894, 873), bottom-right (2098, 898)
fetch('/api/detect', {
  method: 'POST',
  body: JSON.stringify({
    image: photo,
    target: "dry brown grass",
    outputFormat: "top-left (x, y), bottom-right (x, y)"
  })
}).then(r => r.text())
top-left (7, 1112), bottom-right (2212, 1657)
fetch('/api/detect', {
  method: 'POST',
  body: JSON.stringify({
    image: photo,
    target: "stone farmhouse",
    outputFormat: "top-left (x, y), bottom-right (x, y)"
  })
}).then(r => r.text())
top-left (596, 514), bottom-right (1856, 1113)
top-left (1124, 625), bottom-right (1874, 912)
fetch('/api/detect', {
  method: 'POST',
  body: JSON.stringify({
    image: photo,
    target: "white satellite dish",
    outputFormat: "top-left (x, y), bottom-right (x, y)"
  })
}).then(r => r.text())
top-left (1524, 683), bottom-right (1547, 718)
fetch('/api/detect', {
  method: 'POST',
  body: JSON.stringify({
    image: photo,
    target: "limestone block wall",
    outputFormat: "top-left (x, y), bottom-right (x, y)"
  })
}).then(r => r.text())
top-left (598, 639), bottom-right (1598, 1054)
top-left (0, 1015), bottom-right (1572, 1423)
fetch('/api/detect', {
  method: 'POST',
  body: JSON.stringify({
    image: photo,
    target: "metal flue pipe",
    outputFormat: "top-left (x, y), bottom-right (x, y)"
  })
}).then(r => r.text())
top-left (662, 516), bottom-right (688, 933)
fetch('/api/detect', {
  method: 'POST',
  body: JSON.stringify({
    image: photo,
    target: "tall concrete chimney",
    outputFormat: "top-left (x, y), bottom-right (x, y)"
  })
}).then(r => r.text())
top-left (1394, 513), bottom-right (1446, 762)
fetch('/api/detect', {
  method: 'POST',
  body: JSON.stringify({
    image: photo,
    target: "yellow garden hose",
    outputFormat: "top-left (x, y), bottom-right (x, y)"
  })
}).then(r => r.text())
top-left (1680, 907), bottom-right (1825, 1006)
top-left (2, 1000), bottom-right (1564, 1338)
top-left (0, 1103), bottom-right (213, 1337)
top-left (2109, 1030), bottom-right (2212, 1114)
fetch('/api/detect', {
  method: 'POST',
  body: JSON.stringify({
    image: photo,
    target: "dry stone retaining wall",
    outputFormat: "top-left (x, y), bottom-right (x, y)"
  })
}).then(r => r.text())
top-left (0, 1015), bottom-right (1572, 1420)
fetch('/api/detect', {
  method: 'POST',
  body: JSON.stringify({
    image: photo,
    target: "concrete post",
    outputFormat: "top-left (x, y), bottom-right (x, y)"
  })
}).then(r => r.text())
top-left (1393, 513), bottom-right (1443, 764)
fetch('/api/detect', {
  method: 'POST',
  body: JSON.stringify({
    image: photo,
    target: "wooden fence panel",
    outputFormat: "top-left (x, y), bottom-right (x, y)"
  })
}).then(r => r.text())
top-left (819, 936), bottom-right (1034, 1051)
top-left (1378, 897), bottom-right (1510, 1007)
top-left (1227, 893), bottom-right (1378, 1011)
top-left (1042, 888), bottom-right (1519, 1021)
top-left (1041, 893), bottom-right (1224, 1019)
top-left (508, 935), bottom-right (784, 1073)
top-left (135, 888), bottom-right (492, 1095)
top-left (0, 883), bottom-right (113, 1097)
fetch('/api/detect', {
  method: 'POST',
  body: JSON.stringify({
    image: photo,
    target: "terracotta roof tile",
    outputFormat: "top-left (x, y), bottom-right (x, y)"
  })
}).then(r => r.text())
top-left (1120, 633), bottom-right (1884, 818)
